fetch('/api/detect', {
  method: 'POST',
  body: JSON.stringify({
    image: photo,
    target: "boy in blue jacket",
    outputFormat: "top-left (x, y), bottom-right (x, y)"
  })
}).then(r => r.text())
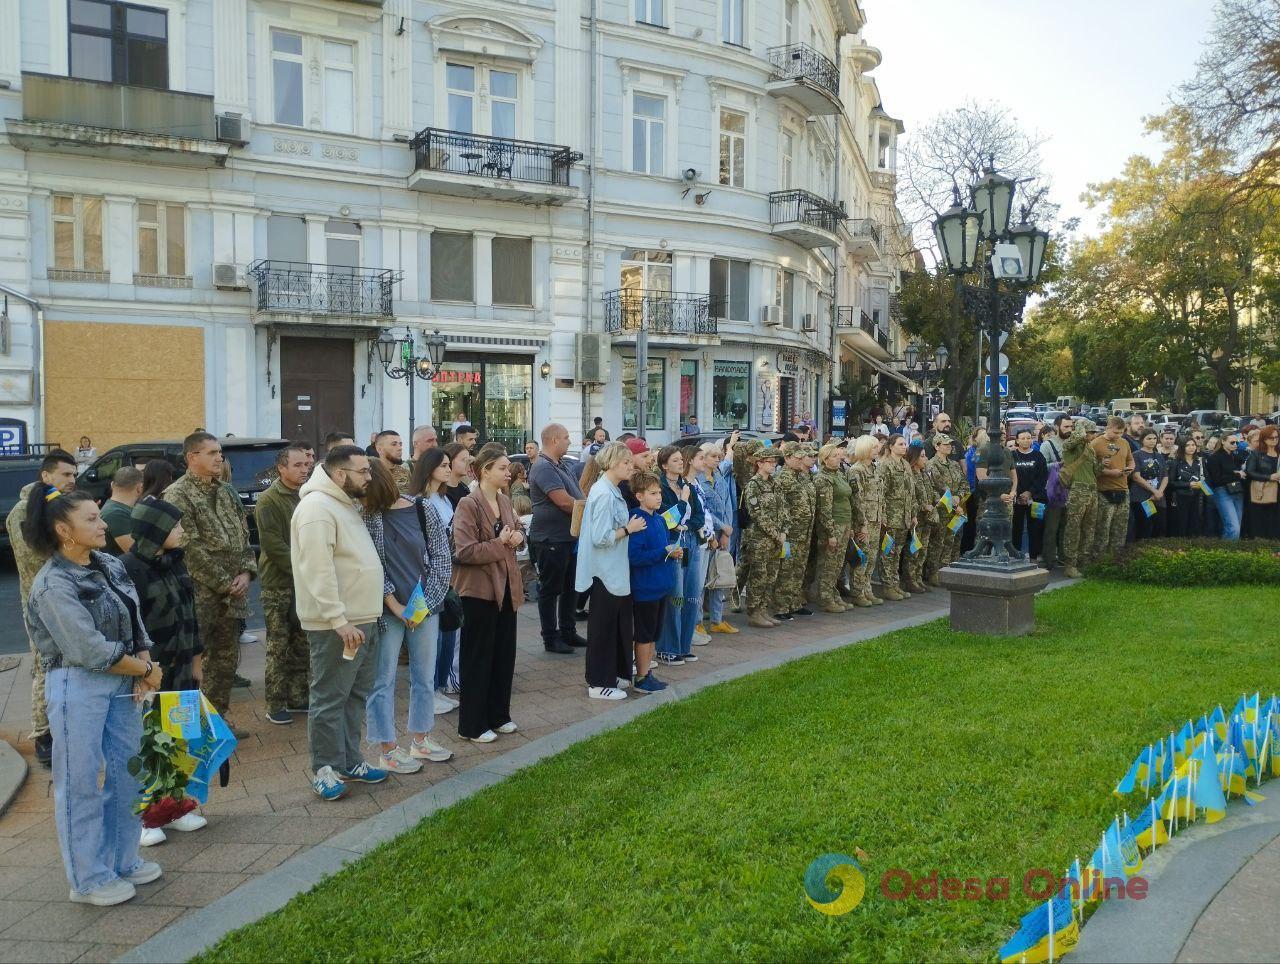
top-left (628, 472), bottom-right (679, 692)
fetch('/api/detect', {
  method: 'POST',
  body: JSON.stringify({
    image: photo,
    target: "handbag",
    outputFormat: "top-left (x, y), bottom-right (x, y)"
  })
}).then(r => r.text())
top-left (569, 498), bottom-right (587, 538)
top-left (706, 548), bottom-right (737, 590)
top-left (1251, 480), bottom-right (1279, 505)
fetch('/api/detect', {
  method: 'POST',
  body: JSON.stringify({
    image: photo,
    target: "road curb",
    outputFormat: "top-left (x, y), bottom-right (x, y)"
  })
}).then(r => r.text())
top-left (0, 738), bottom-right (28, 817)
top-left (121, 577), bottom-right (1077, 963)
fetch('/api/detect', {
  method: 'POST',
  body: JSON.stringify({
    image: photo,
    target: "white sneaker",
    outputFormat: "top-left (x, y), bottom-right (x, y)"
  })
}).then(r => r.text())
top-left (469, 730), bottom-right (497, 744)
top-left (166, 811), bottom-right (207, 833)
top-left (124, 860), bottom-right (163, 885)
top-left (433, 693), bottom-right (458, 714)
top-left (139, 827), bottom-right (166, 847)
top-left (379, 746), bottom-right (424, 774)
top-left (496, 721), bottom-right (519, 734)
top-left (238, 631), bottom-right (258, 644)
top-left (691, 629), bottom-right (711, 646)
top-left (410, 736), bottom-right (454, 761)
top-left (70, 878), bottom-right (136, 906)
top-left (588, 686), bottom-right (627, 701)
top-left (615, 677), bottom-right (631, 690)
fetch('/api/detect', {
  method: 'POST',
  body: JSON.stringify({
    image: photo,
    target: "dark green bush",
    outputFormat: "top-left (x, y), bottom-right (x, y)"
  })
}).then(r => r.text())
top-left (1087, 538), bottom-right (1280, 585)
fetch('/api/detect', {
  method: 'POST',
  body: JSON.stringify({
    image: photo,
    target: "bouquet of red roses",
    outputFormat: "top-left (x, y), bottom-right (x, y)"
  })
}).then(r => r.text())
top-left (128, 702), bottom-right (198, 828)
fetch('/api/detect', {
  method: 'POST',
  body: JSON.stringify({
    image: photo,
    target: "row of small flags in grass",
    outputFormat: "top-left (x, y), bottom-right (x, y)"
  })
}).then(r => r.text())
top-left (998, 692), bottom-right (1274, 963)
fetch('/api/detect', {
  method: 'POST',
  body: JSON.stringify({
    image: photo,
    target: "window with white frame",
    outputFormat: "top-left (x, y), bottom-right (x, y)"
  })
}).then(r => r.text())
top-left (777, 269), bottom-right (795, 328)
top-left (635, 0), bottom-right (666, 27)
top-left (723, 0), bottom-right (745, 45)
top-left (493, 237), bottom-right (533, 307)
top-left (136, 201), bottom-right (185, 279)
top-left (718, 109), bottom-right (746, 188)
top-left (491, 69), bottom-right (518, 139)
top-left (445, 62), bottom-right (520, 137)
top-left (710, 257), bottom-right (750, 322)
top-left (446, 63), bottom-right (475, 132)
top-left (325, 220), bottom-right (361, 270)
top-left (270, 30), bottom-right (355, 134)
top-left (631, 93), bottom-right (666, 175)
top-left (432, 232), bottom-right (474, 303)
top-left (621, 248), bottom-right (672, 293)
top-left (784, 0), bottom-right (796, 46)
top-left (780, 130), bottom-right (794, 189)
top-left (70, 0), bottom-right (168, 89)
top-left (51, 194), bottom-right (104, 278)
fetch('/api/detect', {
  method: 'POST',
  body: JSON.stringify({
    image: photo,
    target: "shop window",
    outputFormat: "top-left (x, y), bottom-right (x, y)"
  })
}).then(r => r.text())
top-left (621, 356), bottom-right (665, 430)
top-left (712, 360), bottom-right (751, 430)
top-left (679, 360), bottom-right (697, 431)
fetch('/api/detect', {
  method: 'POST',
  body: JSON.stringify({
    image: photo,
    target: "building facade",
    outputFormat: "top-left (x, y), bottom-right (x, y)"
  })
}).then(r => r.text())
top-left (0, 0), bottom-right (911, 452)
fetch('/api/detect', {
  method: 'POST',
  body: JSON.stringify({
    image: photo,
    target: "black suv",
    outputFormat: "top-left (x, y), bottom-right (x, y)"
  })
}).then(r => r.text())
top-left (0, 455), bottom-right (48, 549)
top-left (77, 438), bottom-right (292, 546)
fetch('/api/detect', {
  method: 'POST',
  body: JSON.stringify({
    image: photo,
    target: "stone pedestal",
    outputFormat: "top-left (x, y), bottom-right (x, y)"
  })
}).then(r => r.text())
top-left (937, 562), bottom-right (1049, 636)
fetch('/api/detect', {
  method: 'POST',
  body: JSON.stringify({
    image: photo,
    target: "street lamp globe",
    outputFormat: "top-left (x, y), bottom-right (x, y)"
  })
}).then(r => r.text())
top-left (904, 342), bottom-right (919, 370)
top-left (935, 343), bottom-right (949, 370)
top-left (933, 194), bottom-right (983, 274)
top-left (1008, 220), bottom-right (1050, 284)
top-left (424, 329), bottom-right (448, 370)
top-left (375, 330), bottom-right (400, 368)
top-left (970, 165), bottom-right (1017, 241)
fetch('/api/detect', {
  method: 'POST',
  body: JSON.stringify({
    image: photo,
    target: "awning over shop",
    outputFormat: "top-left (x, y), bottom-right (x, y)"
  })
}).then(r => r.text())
top-left (845, 345), bottom-right (920, 393)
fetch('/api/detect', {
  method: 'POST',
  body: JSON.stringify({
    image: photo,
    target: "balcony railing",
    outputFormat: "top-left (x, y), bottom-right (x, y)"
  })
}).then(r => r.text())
top-left (835, 306), bottom-right (890, 351)
top-left (20, 72), bottom-right (216, 139)
top-left (846, 217), bottom-right (883, 249)
top-left (603, 289), bottom-right (721, 337)
top-left (247, 261), bottom-right (400, 317)
top-left (767, 43), bottom-right (840, 100)
top-left (769, 189), bottom-right (846, 234)
top-left (410, 128), bottom-right (582, 186)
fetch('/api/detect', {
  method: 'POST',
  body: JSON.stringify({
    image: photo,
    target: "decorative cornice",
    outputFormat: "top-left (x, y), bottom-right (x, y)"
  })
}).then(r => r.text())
top-left (617, 59), bottom-right (688, 102)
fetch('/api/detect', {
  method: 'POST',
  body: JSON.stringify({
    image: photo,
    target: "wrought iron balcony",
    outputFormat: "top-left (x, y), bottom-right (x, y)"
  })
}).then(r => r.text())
top-left (247, 261), bottom-right (400, 318)
top-left (765, 44), bottom-right (841, 115)
top-left (835, 306), bottom-right (891, 357)
top-left (603, 289), bottom-right (721, 338)
top-left (846, 217), bottom-right (883, 261)
top-left (769, 189), bottom-right (846, 248)
top-left (408, 128), bottom-right (582, 204)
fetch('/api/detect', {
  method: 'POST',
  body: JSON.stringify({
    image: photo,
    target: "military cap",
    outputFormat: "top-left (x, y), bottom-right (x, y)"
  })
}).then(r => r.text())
top-left (748, 447), bottom-right (781, 464)
top-left (931, 433), bottom-right (955, 446)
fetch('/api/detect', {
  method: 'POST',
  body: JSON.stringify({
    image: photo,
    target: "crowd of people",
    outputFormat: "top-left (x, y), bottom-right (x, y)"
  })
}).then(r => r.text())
top-left (8, 404), bottom-right (1277, 908)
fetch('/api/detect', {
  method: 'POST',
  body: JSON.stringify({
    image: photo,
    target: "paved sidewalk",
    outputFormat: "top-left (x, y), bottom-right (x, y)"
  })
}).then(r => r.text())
top-left (0, 589), bottom-right (962, 963)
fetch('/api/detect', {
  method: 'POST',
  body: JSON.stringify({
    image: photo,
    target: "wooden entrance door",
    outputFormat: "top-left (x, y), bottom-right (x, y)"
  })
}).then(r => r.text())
top-left (280, 337), bottom-right (354, 446)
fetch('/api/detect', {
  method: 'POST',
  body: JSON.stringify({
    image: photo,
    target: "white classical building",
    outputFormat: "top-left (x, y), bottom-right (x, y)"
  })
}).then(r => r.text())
top-left (0, 0), bottom-right (912, 451)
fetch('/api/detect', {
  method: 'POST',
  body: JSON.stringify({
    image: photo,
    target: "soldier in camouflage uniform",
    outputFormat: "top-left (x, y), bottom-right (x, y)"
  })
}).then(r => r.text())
top-left (165, 433), bottom-right (257, 721)
top-left (6, 451), bottom-right (79, 763)
top-left (1059, 419), bottom-right (1101, 578)
top-left (875, 435), bottom-right (915, 600)
top-left (905, 445), bottom-right (935, 594)
top-left (374, 430), bottom-right (412, 493)
top-left (773, 442), bottom-right (816, 617)
top-left (846, 435), bottom-right (883, 606)
top-left (731, 438), bottom-right (764, 596)
top-left (742, 448), bottom-right (785, 628)
top-left (923, 434), bottom-right (969, 584)
top-left (254, 443), bottom-right (312, 723)
top-left (812, 442), bottom-right (854, 613)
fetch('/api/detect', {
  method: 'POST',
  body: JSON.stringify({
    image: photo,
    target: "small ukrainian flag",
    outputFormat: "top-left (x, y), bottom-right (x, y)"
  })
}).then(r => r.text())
top-left (780, 540), bottom-right (792, 560)
top-left (947, 513), bottom-right (965, 534)
top-left (937, 488), bottom-right (954, 512)
top-left (1030, 501), bottom-right (1046, 519)
top-left (660, 505), bottom-right (683, 529)
top-left (1140, 498), bottom-right (1157, 518)
top-left (404, 579), bottom-right (431, 629)
top-left (1194, 478), bottom-right (1214, 496)
top-left (908, 530), bottom-right (923, 555)
top-left (880, 533), bottom-right (895, 556)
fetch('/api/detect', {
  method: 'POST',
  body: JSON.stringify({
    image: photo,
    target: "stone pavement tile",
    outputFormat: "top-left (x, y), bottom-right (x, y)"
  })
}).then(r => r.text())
top-left (183, 843), bottom-right (276, 874)
top-left (277, 752), bottom-right (314, 774)
top-left (202, 794), bottom-right (273, 818)
top-left (73, 943), bottom-right (133, 963)
top-left (265, 787), bottom-right (316, 813)
top-left (242, 844), bottom-right (300, 875)
top-left (227, 740), bottom-right (296, 765)
top-left (0, 865), bottom-right (48, 898)
top-left (189, 816), bottom-right (284, 846)
top-left (141, 871), bottom-right (248, 908)
top-left (69, 904), bottom-right (182, 945)
top-left (144, 838), bottom-right (212, 872)
top-left (5, 867), bottom-right (74, 902)
top-left (259, 816), bottom-right (359, 846)
top-left (0, 840), bottom-right (27, 858)
top-left (0, 939), bottom-right (92, 963)
top-left (222, 757), bottom-right (291, 783)
top-left (0, 899), bottom-right (45, 933)
top-left (0, 838), bottom-right (61, 867)
top-left (0, 901), bottom-right (106, 940)
top-left (0, 812), bottom-right (50, 836)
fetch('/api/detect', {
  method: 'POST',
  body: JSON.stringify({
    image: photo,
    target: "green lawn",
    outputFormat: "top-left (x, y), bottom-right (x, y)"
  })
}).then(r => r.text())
top-left (205, 584), bottom-right (1278, 962)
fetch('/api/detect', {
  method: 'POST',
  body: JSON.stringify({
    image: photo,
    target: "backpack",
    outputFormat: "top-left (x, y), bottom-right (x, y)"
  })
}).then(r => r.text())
top-left (1045, 463), bottom-right (1068, 508)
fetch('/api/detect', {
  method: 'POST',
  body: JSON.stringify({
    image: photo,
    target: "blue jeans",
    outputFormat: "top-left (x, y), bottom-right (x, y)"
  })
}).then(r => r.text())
top-left (436, 628), bottom-right (458, 691)
top-left (657, 543), bottom-right (703, 657)
top-left (1213, 488), bottom-right (1243, 540)
top-left (366, 612), bottom-right (439, 744)
top-left (707, 587), bottom-right (727, 624)
top-left (47, 667), bottom-right (144, 895)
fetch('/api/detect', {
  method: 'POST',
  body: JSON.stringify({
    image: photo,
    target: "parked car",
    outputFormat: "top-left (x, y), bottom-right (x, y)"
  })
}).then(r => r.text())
top-left (0, 455), bottom-right (47, 549)
top-left (77, 437), bottom-right (292, 546)
top-left (1186, 410), bottom-right (1233, 431)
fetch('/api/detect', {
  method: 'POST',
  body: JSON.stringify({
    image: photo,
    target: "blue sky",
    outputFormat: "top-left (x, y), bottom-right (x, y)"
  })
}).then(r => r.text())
top-left (866, 0), bottom-right (1217, 236)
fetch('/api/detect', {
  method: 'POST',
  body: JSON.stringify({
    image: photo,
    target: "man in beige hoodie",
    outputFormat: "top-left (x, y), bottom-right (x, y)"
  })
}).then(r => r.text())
top-left (291, 444), bottom-right (387, 801)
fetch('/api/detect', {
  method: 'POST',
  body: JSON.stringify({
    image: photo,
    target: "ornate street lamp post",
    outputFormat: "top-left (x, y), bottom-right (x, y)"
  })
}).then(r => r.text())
top-left (932, 160), bottom-right (1051, 634)
top-left (376, 328), bottom-right (448, 434)
top-left (903, 341), bottom-right (949, 415)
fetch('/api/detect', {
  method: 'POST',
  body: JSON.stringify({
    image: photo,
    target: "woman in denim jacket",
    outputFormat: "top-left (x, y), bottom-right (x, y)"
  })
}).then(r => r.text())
top-left (23, 489), bottom-right (164, 907)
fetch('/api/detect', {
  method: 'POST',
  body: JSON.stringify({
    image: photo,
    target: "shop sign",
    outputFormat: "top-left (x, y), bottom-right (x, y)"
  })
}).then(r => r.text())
top-left (433, 369), bottom-right (482, 384)
top-left (776, 350), bottom-right (801, 376)
top-left (831, 399), bottom-right (847, 429)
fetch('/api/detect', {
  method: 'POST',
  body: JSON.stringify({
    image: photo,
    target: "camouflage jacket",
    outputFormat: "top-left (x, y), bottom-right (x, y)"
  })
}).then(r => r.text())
top-left (847, 460), bottom-right (880, 532)
top-left (1061, 422), bottom-right (1099, 488)
top-left (743, 473), bottom-right (786, 544)
top-left (732, 440), bottom-right (763, 506)
top-left (911, 470), bottom-right (935, 527)
top-left (163, 473), bottom-right (257, 595)
top-left (7, 483), bottom-right (48, 605)
top-left (925, 455), bottom-right (969, 523)
top-left (389, 462), bottom-right (412, 494)
top-left (813, 467), bottom-right (853, 538)
top-left (876, 457), bottom-right (916, 530)
top-left (775, 467), bottom-right (816, 539)
top-left (254, 478), bottom-right (300, 594)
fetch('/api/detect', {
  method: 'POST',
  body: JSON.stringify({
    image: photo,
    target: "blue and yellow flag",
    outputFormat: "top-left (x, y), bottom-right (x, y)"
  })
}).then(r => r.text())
top-left (1130, 797), bottom-right (1170, 850)
top-left (1030, 501), bottom-right (1046, 520)
top-left (937, 488), bottom-right (954, 512)
top-left (1194, 478), bottom-right (1214, 496)
top-left (780, 540), bottom-right (792, 560)
top-left (660, 505), bottom-right (683, 530)
top-left (1140, 498), bottom-right (1157, 518)
top-left (881, 533), bottom-right (895, 556)
top-left (908, 530), bottom-right (923, 555)
top-left (947, 513), bottom-right (966, 533)
top-left (998, 888), bottom-right (1078, 963)
top-left (1191, 741), bottom-right (1228, 823)
top-left (404, 579), bottom-right (431, 628)
top-left (155, 690), bottom-right (237, 806)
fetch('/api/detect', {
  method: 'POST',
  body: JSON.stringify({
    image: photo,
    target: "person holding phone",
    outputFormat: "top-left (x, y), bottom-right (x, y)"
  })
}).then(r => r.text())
top-left (1089, 416), bottom-right (1135, 561)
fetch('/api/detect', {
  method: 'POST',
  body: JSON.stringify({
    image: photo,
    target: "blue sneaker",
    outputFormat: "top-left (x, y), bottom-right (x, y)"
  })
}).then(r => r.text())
top-left (311, 766), bottom-right (347, 801)
top-left (338, 761), bottom-right (389, 784)
top-left (634, 673), bottom-right (668, 693)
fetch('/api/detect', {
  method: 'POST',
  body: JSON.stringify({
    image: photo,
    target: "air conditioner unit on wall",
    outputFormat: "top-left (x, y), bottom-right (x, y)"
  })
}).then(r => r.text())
top-left (760, 305), bottom-right (781, 327)
top-left (216, 113), bottom-right (250, 146)
top-left (213, 263), bottom-right (248, 290)
top-left (801, 312), bottom-right (816, 331)
top-left (575, 333), bottom-right (612, 384)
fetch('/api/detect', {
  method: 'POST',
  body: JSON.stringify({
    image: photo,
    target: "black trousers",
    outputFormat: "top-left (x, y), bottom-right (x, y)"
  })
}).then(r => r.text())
top-left (458, 589), bottom-right (517, 739)
top-left (585, 579), bottom-right (633, 689)
top-left (960, 493), bottom-right (979, 553)
top-left (1248, 501), bottom-right (1280, 539)
top-left (531, 541), bottom-right (579, 646)
top-left (1131, 500), bottom-right (1166, 540)
top-left (1011, 504), bottom-right (1044, 558)
top-left (1167, 494), bottom-right (1205, 537)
